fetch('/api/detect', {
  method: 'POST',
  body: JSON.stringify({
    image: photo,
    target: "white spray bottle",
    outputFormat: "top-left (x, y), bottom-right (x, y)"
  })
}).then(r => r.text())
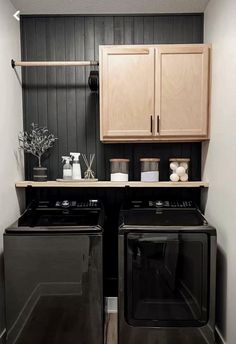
top-left (62, 156), bottom-right (72, 180)
top-left (70, 153), bottom-right (82, 180)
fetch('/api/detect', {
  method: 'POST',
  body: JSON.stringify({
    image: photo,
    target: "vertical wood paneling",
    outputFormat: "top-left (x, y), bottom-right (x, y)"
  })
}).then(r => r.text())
top-left (192, 15), bottom-right (204, 42)
top-left (20, 18), bottom-right (30, 178)
top-left (20, 19), bottom-right (28, 130)
top-left (65, 18), bottom-right (77, 155)
top-left (24, 18), bottom-right (38, 127)
top-left (35, 19), bottom-right (47, 127)
top-left (94, 17), bottom-right (114, 179)
top-left (134, 17), bottom-right (144, 44)
top-left (55, 18), bottom-right (67, 173)
top-left (143, 17), bottom-right (154, 44)
top-left (114, 17), bottom-right (124, 45)
top-left (46, 18), bottom-right (59, 178)
top-left (84, 17), bottom-right (96, 175)
top-left (172, 15), bottom-right (194, 43)
top-left (124, 17), bottom-right (134, 44)
top-left (94, 17), bottom-right (114, 60)
top-left (154, 16), bottom-right (174, 43)
top-left (35, 19), bottom-right (49, 172)
top-left (74, 17), bottom-right (86, 156)
top-left (21, 14), bottom-right (204, 181)
top-left (22, 18), bottom-right (38, 178)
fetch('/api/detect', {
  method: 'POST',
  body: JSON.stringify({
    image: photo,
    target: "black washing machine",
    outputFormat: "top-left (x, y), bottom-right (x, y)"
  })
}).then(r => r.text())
top-left (118, 200), bottom-right (217, 344)
top-left (4, 200), bottom-right (104, 344)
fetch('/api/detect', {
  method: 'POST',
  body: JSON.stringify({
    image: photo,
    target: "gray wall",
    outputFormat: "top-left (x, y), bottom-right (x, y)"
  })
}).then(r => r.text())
top-left (0, 0), bottom-right (24, 341)
top-left (203, 1), bottom-right (236, 344)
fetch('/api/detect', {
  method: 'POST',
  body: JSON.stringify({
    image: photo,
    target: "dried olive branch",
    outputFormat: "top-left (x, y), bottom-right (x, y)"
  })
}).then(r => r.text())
top-left (19, 123), bottom-right (57, 167)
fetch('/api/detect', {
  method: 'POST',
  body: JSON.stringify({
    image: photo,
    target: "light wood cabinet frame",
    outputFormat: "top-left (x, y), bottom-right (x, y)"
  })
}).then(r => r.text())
top-left (99, 44), bottom-right (211, 142)
top-left (100, 46), bottom-right (155, 139)
top-left (155, 45), bottom-right (210, 138)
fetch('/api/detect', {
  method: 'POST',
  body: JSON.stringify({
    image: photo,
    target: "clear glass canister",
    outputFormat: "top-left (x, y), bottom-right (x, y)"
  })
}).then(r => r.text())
top-left (140, 158), bottom-right (160, 182)
top-left (110, 159), bottom-right (130, 181)
top-left (169, 158), bottom-right (190, 182)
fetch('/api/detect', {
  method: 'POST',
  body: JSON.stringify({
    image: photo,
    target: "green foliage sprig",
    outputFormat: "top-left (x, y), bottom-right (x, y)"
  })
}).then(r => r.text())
top-left (19, 123), bottom-right (57, 167)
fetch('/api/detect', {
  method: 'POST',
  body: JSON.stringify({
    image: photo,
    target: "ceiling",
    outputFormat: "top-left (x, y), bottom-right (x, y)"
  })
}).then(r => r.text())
top-left (10, 0), bottom-right (209, 15)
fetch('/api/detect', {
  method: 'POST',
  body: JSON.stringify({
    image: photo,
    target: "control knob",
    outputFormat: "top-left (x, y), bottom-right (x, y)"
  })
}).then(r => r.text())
top-left (155, 201), bottom-right (163, 207)
top-left (61, 200), bottom-right (70, 208)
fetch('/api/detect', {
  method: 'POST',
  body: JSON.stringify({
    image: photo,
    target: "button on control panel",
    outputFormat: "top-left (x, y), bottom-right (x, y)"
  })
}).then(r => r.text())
top-left (148, 200), bottom-right (194, 208)
top-left (55, 200), bottom-right (99, 209)
top-left (61, 200), bottom-right (70, 208)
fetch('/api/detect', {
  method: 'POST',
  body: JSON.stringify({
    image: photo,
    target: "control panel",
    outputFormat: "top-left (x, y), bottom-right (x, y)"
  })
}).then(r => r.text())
top-left (56, 200), bottom-right (99, 208)
top-left (36, 200), bottom-right (100, 209)
top-left (131, 200), bottom-right (195, 209)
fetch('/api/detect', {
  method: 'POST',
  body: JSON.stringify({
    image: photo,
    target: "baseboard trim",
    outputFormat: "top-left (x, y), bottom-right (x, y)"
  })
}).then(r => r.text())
top-left (0, 328), bottom-right (6, 344)
top-left (216, 327), bottom-right (226, 344)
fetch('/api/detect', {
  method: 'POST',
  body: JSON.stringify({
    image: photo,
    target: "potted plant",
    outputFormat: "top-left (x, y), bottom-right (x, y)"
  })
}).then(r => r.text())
top-left (19, 123), bottom-right (57, 181)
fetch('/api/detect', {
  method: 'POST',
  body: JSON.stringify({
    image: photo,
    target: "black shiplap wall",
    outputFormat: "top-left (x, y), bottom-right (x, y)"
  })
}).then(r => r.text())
top-left (21, 14), bottom-right (204, 181)
top-left (21, 14), bottom-right (204, 295)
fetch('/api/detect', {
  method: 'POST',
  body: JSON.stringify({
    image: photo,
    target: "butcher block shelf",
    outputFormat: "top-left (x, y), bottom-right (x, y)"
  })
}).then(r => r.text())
top-left (15, 181), bottom-right (209, 188)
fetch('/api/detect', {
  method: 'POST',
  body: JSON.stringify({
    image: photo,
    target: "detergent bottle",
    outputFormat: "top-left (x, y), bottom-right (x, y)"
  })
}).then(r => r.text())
top-left (62, 156), bottom-right (72, 180)
top-left (70, 153), bottom-right (82, 180)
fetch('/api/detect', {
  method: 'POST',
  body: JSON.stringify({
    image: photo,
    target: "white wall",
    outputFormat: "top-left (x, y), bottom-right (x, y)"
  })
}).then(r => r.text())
top-left (203, 1), bottom-right (236, 343)
top-left (0, 0), bottom-right (24, 338)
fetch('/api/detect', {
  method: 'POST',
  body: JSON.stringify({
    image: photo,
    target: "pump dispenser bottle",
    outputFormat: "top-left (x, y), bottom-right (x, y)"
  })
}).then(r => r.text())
top-left (70, 153), bottom-right (82, 180)
top-left (62, 156), bottom-right (72, 180)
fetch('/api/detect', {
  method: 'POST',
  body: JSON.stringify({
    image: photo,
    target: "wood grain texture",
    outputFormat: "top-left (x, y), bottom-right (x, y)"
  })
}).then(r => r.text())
top-left (100, 46), bottom-right (155, 138)
top-left (14, 61), bottom-right (98, 66)
top-left (21, 15), bottom-right (204, 181)
top-left (156, 44), bottom-right (210, 137)
top-left (100, 44), bottom-right (210, 141)
top-left (105, 313), bottom-right (117, 344)
top-left (15, 181), bottom-right (209, 188)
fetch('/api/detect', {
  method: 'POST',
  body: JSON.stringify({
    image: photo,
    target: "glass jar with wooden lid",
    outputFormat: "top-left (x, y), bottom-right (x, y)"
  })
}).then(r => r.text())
top-left (140, 158), bottom-right (160, 182)
top-left (110, 159), bottom-right (130, 181)
top-left (169, 158), bottom-right (190, 182)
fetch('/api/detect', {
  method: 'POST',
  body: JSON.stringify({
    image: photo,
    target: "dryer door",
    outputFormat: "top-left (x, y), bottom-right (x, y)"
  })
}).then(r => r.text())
top-left (126, 232), bottom-right (209, 327)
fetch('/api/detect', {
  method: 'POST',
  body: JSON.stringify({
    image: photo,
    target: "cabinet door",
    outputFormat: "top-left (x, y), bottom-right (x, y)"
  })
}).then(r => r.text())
top-left (156, 45), bottom-right (210, 137)
top-left (100, 46), bottom-right (155, 140)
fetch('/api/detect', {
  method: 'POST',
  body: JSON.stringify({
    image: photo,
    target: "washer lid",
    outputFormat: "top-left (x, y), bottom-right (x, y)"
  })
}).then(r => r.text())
top-left (121, 209), bottom-right (207, 227)
top-left (6, 209), bottom-right (103, 232)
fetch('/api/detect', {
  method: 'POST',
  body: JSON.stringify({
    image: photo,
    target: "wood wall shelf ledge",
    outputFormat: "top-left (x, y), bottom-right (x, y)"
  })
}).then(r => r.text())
top-left (15, 181), bottom-right (209, 188)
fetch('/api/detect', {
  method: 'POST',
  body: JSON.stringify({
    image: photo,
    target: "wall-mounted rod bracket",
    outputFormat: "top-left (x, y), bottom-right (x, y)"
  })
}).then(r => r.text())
top-left (11, 59), bottom-right (16, 69)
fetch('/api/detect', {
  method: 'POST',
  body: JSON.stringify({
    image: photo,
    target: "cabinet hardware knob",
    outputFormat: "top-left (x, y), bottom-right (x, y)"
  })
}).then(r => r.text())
top-left (150, 115), bottom-right (153, 133)
top-left (157, 115), bottom-right (160, 134)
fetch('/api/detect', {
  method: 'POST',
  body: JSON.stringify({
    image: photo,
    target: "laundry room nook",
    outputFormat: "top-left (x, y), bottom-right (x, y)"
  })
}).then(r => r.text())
top-left (0, 1), bottom-right (236, 344)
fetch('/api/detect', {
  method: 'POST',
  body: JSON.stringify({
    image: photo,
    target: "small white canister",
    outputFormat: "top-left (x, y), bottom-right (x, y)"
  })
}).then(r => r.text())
top-left (140, 158), bottom-right (160, 182)
top-left (110, 159), bottom-right (130, 181)
top-left (169, 158), bottom-right (190, 182)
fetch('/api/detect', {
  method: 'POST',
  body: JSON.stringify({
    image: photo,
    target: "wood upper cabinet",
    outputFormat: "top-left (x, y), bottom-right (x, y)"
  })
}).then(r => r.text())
top-left (99, 46), bottom-right (155, 139)
top-left (99, 44), bottom-right (210, 142)
top-left (156, 45), bottom-right (210, 137)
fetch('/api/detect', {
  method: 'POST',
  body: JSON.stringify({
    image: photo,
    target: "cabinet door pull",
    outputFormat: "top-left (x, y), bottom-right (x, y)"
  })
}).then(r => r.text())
top-left (157, 115), bottom-right (160, 134)
top-left (150, 115), bottom-right (153, 133)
